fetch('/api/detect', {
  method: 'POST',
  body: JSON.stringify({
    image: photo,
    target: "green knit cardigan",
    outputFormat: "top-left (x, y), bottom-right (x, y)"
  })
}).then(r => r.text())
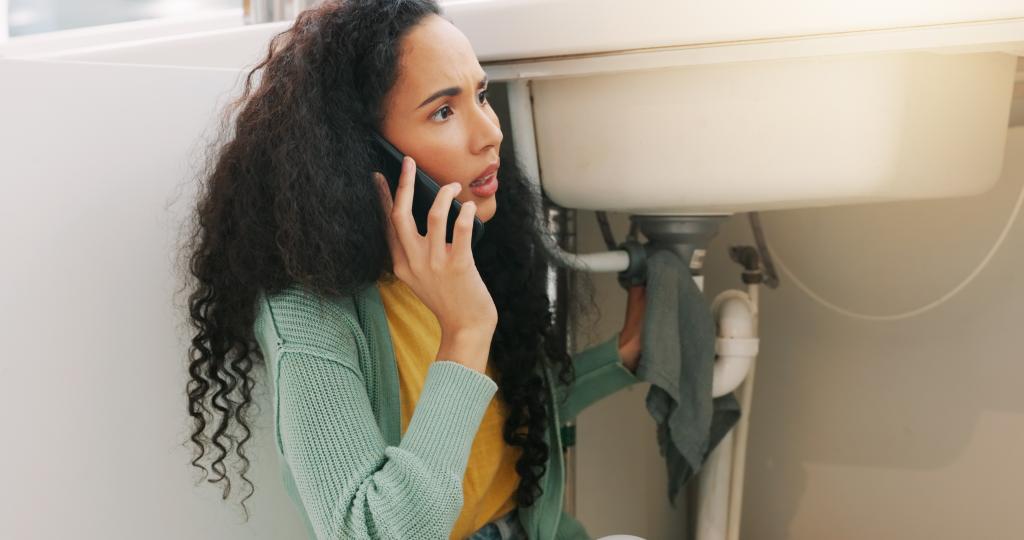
top-left (253, 282), bottom-right (640, 539)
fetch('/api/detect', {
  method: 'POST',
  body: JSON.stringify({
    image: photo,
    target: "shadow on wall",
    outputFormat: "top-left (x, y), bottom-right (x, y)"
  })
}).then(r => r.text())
top-left (703, 126), bottom-right (1024, 539)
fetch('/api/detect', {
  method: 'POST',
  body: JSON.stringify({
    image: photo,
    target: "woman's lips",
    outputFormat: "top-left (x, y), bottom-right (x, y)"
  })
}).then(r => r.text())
top-left (469, 170), bottom-right (498, 197)
top-left (471, 162), bottom-right (499, 184)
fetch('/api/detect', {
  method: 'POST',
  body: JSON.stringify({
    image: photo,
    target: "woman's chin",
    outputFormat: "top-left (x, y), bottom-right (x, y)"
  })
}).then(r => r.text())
top-left (477, 199), bottom-right (497, 223)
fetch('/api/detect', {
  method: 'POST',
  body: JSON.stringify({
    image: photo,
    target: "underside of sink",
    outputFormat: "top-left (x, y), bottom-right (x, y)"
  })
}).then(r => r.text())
top-left (532, 51), bottom-right (1018, 215)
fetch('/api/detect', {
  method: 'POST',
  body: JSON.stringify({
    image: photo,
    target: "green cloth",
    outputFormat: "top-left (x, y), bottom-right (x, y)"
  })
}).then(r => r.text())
top-left (637, 250), bottom-right (741, 508)
top-left (253, 281), bottom-right (640, 539)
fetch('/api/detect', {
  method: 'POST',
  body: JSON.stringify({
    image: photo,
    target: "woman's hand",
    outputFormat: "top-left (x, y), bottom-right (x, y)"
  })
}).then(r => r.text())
top-left (617, 284), bottom-right (646, 374)
top-left (374, 157), bottom-right (498, 370)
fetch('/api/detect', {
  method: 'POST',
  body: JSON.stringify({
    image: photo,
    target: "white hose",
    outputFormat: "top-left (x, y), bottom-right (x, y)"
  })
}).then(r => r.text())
top-left (763, 166), bottom-right (1024, 321)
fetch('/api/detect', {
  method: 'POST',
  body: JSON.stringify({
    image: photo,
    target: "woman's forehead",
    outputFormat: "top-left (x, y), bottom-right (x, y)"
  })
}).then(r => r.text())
top-left (393, 18), bottom-right (482, 105)
top-left (400, 14), bottom-right (474, 65)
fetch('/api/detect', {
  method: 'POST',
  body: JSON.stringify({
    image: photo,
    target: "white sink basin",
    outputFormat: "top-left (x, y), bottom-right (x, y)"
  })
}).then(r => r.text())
top-left (2, 1), bottom-right (1023, 215)
top-left (531, 51), bottom-right (1019, 214)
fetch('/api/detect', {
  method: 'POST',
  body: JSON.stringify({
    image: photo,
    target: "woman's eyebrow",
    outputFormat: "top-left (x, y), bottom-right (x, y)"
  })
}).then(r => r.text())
top-left (416, 76), bottom-right (488, 110)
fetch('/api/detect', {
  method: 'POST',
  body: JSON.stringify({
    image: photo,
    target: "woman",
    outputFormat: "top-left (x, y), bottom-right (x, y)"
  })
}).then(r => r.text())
top-left (181, 1), bottom-right (646, 538)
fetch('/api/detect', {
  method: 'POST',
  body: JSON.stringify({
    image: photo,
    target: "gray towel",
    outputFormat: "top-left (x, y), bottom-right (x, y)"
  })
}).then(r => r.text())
top-left (636, 249), bottom-right (742, 508)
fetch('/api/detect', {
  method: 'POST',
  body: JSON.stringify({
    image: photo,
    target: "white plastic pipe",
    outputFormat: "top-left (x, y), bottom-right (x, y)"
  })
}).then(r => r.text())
top-left (710, 290), bottom-right (759, 397)
top-left (539, 229), bottom-right (632, 272)
top-left (696, 430), bottom-right (733, 540)
top-left (726, 285), bottom-right (760, 540)
top-left (699, 286), bottom-right (760, 540)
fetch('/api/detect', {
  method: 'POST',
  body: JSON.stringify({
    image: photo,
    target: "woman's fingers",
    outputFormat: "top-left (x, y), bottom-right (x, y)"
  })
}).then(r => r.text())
top-left (374, 172), bottom-right (408, 271)
top-left (451, 198), bottom-right (476, 261)
top-left (379, 155), bottom-right (476, 284)
top-left (429, 182), bottom-right (462, 264)
top-left (389, 156), bottom-right (423, 260)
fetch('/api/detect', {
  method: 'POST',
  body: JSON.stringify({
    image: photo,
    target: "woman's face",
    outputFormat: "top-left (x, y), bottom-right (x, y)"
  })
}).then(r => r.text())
top-left (379, 15), bottom-right (503, 223)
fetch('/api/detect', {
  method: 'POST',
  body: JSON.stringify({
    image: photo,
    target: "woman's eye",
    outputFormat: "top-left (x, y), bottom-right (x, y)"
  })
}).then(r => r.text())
top-left (430, 90), bottom-right (489, 122)
top-left (431, 105), bottom-right (453, 122)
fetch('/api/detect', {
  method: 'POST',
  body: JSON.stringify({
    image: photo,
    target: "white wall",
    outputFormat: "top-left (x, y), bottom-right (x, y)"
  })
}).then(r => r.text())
top-left (572, 111), bottom-right (1024, 538)
top-left (0, 58), bottom-right (303, 539)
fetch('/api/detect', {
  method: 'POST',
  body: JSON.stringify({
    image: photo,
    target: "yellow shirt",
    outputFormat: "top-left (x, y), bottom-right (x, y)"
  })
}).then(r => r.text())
top-left (377, 277), bottom-right (522, 539)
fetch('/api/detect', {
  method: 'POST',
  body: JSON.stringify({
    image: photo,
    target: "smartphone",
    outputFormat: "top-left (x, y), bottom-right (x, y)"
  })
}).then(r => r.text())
top-left (372, 131), bottom-right (485, 247)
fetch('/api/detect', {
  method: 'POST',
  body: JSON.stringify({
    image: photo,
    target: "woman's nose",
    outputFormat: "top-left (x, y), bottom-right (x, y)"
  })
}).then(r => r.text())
top-left (470, 101), bottom-right (502, 151)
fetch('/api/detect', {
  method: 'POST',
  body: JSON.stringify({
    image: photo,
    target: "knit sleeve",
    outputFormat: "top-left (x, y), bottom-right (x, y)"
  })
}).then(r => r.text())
top-left (275, 350), bottom-right (498, 540)
top-left (555, 332), bottom-right (640, 422)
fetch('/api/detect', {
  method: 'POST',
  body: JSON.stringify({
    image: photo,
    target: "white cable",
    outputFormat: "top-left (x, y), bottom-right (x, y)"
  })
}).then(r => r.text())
top-left (763, 172), bottom-right (1024, 321)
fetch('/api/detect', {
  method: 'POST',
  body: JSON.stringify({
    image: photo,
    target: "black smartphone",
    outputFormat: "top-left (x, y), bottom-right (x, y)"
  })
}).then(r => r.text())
top-left (371, 131), bottom-right (485, 247)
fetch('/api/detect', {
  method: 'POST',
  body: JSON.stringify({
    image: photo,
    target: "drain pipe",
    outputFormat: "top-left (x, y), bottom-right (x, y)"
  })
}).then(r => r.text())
top-left (720, 247), bottom-right (762, 540)
top-left (700, 256), bottom-right (761, 540)
top-left (710, 290), bottom-right (758, 397)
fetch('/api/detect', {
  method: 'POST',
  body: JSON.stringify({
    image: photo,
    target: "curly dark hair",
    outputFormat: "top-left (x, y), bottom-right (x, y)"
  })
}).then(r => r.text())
top-left (176, 0), bottom-right (602, 522)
